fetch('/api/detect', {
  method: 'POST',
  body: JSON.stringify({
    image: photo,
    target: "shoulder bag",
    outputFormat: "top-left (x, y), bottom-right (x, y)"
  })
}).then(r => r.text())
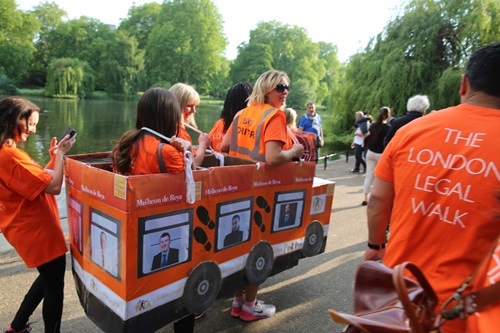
top-left (328, 236), bottom-right (500, 333)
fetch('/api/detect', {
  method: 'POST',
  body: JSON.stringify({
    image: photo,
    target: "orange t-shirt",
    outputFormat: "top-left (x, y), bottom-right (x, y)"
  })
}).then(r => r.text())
top-left (466, 238), bottom-right (500, 332)
top-left (178, 126), bottom-right (192, 143)
top-left (120, 136), bottom-right (184, 175)
top-left (375, 104), bottom-right (500, 333)
top-left (0, 145), bottom-right (67, 268)
top-left (178, 125), bottom-right (199, 156)
top-left (208, 118), bottom-right (225, 152)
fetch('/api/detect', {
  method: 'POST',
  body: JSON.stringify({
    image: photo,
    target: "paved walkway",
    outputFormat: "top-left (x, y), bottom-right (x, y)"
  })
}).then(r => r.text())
top-left (0, 158), bottom-right (368, 333)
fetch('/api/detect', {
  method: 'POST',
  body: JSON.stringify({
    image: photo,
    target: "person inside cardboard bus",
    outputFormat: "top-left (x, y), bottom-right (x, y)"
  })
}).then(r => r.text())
top-left (112, 87), bottom-right (191, 175)
top-left (169, 83), bottom-right (211, 167)
top-left (111, 87), bottom-right (195, 332)
top-left (220, 70), bottom-right (304, 321)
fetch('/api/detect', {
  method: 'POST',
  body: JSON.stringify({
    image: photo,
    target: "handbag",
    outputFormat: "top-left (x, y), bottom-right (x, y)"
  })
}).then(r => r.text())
top-left (329, 236), bottom-right (500, 333)
top-left (328, 261), bottom-right (440, 333)
top-left (316, 135), bottom-right (324, 148)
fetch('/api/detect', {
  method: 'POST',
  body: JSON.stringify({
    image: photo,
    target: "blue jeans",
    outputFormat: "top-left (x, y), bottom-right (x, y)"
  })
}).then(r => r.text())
top-left (353, 144), bottom-right (366, 171)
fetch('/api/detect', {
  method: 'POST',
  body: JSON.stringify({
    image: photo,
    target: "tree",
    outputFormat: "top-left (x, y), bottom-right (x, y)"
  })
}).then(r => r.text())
top-left (317, 42), bottom-right (343, 108)
top-left (0, 0), bottom-right (40, 84)
top-left (230, 42), bottom-right (274, 84)
top-left (118, 2), bottom-right (161, 50)
top-left (103, 30), bottom-right (145, 98)
top-left (44, 17), bottom-right (114, 90)
top-left (146, 0), bottom-right (227, 94)
top-left (29, 1), bottom-right (67, 85)
top-left (330, 0), bottom-right (500, 140)
top-left (45, 58), bottom-right (94, 98)
top-left (229, 21), bottom-right (341, 109)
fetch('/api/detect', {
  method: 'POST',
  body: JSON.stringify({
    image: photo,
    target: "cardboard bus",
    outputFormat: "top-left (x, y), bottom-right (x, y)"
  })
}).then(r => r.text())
top-left (65, 152), bottom-right (335, 332)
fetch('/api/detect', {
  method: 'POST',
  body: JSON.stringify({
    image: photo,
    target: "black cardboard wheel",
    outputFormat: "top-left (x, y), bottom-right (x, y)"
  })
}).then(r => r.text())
top-left (183, 261), bottom-right (221, 313)
top-left (244, 241), bottom-right (274, 285)
top-left (302, 221), bottom-right (324, 257)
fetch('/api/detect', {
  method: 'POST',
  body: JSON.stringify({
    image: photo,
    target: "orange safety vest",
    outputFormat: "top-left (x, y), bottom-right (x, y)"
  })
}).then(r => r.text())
top-left (229, 104), bottom-right (284, 162)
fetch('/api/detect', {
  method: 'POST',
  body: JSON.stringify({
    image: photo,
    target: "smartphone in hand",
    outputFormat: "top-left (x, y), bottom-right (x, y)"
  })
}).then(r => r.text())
top-left (59, 127), bottom-right (77, 142)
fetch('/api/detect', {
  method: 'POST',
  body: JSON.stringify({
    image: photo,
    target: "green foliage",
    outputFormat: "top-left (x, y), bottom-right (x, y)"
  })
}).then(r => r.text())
top-left (146, 0), bottom-right (227, 94)
top-left (330, 0), bottom-right (500, 139)
top-left (45, 58), bottom-right (94, 98)
top-left (27, 1), bottom-right (67, 86)
top-left (229, 21), bottom-right (341, 110)
top-left (43, 16), bottom-right (114, 89)
top-left (230, 43), bottom-right (274, 84)
top-left (208, 58), bottom-right (231, 99)
top-left (0, 0), bottom-right (40, 46)
top-left (0, 73), bottom-right (17, 94)
top-left (118, 2), bottom-right (161, 50)
top-left (90, 90), bottom-right (111, 100)
top-left (103, 30), bottom-right (145, 97)
top-left (0, 0), bottom-right (40, 84)
top-left (286, 79), bottom-right (314, 110)
top-left (16, 87), bottom-right (45, 96)
top-left (0, 42), bottom-right (32, 83)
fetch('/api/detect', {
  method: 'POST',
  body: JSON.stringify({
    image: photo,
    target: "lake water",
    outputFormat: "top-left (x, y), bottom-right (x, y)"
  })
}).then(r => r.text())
top-left (1, 95), bottom-right (223, 165)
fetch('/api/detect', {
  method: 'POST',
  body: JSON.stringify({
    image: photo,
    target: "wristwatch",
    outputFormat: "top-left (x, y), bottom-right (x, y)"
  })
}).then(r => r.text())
top-left (367, 242), bottom-right (386, 250)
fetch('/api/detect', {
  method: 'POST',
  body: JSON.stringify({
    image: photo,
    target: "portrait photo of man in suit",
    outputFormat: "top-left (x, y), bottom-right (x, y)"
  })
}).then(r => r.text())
top-left (278, 203), bottom-right (296, 228)
top-left (223, 214), bottom-right (244, 248)
top-left (151, 232), bottom-right (179, 270)
top-left (94, 230), bottom-right (118, 277)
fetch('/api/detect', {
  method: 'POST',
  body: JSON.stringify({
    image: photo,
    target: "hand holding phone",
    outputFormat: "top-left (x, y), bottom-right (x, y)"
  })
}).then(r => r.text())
top-left (59, 127), bottom-right (77, 143)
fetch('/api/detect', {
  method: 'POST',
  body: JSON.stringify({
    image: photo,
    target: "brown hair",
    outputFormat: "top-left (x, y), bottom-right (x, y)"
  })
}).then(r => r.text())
top-left (0, 96), bottom-right (40, 148)
top-left (112, 87), bottom-right (181, 174)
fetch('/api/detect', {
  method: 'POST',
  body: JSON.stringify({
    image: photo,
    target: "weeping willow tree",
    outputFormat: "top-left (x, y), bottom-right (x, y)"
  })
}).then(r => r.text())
top-left (329, 0), bottom-right (500, 143)
top-left (45, 58), bottom-right (94, 98)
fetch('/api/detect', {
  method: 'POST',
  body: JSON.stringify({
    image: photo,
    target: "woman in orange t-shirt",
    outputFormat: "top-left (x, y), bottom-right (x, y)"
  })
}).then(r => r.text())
top-left (169, 83), bottom-right (211, 167)
top-left (0, 96), bottom-right (76, 333)
top-left (113, 87), bottom-right (190, 176)
top-left (209, 82), bottom-right (253, 152)
top-left (219, 70), bottom-right (304, 322)
top-left (111, 87), bottom-right (195, 333)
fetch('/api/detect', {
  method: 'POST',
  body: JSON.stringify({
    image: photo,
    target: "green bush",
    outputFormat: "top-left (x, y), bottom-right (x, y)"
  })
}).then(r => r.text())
top-left (16, 88), bottom-right (45, 96)
top-left (0, 74), bottom-right (17, 95)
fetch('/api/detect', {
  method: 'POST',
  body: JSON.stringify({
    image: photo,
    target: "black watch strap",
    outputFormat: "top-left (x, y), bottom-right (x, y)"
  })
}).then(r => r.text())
top-left (367, 242), bottom-right (386, 250)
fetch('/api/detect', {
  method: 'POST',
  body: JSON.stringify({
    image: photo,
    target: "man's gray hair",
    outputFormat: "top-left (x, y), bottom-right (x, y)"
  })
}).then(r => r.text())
top-left (407, 95), bottom-right (430, 113)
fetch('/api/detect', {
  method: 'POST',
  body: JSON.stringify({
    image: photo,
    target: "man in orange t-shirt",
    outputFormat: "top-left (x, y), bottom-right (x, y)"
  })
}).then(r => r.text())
top-left (365, 42), bottom-right (500, 333)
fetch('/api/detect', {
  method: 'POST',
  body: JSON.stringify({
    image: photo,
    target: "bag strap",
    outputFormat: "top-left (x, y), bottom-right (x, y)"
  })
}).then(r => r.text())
top-left (393, 262), bottom-right (438, 333)
top-left (157, 143), bottom-right (167, 173)
top-left (441, 234), bottom-right (500, 321)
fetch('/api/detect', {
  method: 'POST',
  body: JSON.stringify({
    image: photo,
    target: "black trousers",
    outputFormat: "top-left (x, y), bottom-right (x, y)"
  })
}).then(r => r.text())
top-left (354, 144), bottom-right (366, 171)
top-left (11, 254), bottom-right (66, 333)
top-left (173, 313), bottom-right (195, 333)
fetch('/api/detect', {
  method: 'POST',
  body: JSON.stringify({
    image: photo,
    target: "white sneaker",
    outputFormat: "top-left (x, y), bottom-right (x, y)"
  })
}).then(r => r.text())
top-left (239, 300), bottom-right (276, 321)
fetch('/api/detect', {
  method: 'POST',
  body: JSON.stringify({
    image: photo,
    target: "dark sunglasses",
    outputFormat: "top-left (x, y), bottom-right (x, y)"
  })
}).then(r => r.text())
top-left (275, 83), bottom-right (290, 93)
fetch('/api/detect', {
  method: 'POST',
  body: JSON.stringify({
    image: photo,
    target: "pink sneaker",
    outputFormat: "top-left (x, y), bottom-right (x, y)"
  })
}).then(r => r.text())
top-left (239, 301), bottom-right (276, 321)
top-left (5, 324), bottom-right (31, 333)
top-left (230, 300), bottom-right (243, 317)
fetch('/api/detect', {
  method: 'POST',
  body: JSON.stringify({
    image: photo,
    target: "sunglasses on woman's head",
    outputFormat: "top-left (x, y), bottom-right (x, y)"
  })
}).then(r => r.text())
top-left (275, 83), bottom-right (290, 93)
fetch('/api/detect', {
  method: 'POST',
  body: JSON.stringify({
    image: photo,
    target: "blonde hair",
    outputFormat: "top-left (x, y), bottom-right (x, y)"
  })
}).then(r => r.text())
top-left (284, 108), bottom-right (297, 130)
top-left (169, 82), bottom-right (200, 127)
top-left (248, 70), bottom-right (289, 110)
